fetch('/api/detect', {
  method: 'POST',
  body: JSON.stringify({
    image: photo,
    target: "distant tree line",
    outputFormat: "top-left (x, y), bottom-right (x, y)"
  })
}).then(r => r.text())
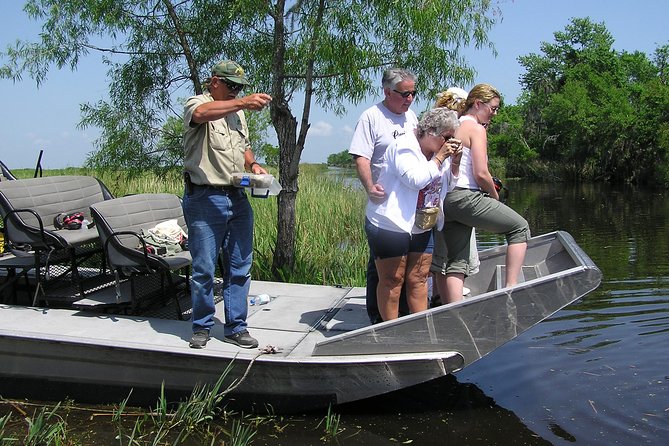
top-left (328, 18), bottom-right (669, 188)
top-left (327, 151), bottom-right (355, 168)
top-left (489, 18), bottom-right (669, 187)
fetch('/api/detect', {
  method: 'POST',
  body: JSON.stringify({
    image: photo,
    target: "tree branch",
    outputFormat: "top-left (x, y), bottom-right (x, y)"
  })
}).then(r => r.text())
top-left (161, 0), bottom-right (201, 94)
top-left (81, 42), bottom-right (182, 57)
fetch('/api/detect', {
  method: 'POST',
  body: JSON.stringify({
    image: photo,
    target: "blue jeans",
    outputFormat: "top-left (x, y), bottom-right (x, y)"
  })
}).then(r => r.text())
top-left (182, 185), bottom-right (253, 336)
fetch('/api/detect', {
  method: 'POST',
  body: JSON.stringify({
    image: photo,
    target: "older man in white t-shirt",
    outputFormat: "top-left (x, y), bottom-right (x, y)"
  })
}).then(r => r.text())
top-left (349, 68), bottom-right (419, 324)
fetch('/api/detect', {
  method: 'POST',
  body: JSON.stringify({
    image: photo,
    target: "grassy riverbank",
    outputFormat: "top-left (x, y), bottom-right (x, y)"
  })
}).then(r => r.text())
top-left (9, 164), bottom-right (369, 287)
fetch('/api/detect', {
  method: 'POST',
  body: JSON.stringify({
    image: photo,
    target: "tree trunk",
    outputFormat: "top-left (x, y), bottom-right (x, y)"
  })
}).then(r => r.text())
top-left (272, 102), bottom-right (299, 277)
top-left (268, 0), bottom-right (324, 280)
top-left (161, 0), bottom-right (201, 94)
top-left (269, 0), bottom-right (299, 278)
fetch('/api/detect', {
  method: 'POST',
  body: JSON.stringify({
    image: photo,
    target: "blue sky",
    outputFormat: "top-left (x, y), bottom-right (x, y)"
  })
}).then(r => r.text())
top-left (1, 0), bottom-right (667, 169)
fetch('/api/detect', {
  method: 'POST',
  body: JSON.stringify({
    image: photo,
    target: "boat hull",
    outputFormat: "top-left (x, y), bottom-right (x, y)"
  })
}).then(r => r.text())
top-left (0, 319), bottom-right (463, 410)
top-left (314, 231), bottom-right (602, 367)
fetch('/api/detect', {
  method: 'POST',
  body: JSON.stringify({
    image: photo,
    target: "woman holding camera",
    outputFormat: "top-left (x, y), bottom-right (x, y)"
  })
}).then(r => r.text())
top-left (366, 107), bottom-right (461, 321)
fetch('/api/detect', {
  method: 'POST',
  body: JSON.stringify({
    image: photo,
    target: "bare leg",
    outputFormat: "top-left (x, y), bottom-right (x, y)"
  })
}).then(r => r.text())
top-left (375, 255), bottom-right (407, 321)
top-left (505, 242), bottom-right (527, 286)
top-left (404, 252), bottom-right (431, 313)
top-left (434, 272), bottom-right (464, 304)
top-left (445, 272), bottom-right (466, 303)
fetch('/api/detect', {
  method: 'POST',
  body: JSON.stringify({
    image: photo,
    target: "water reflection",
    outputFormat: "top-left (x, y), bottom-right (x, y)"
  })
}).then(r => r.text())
top-left (253, 375), bottom-right (551, 445)
top-left (336, 375), bottom-right (553, 445)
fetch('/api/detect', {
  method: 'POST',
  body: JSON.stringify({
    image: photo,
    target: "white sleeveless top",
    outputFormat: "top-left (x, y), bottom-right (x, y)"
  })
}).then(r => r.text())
top-left (453, 115), bottom-right (483, 190)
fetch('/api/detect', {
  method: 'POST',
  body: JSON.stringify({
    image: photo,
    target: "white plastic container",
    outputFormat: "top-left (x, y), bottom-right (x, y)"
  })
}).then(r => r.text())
top-left (231, 173), bottom-right (282, 198)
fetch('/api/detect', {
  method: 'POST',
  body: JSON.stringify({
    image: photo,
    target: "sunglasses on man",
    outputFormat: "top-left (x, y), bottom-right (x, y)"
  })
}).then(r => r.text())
top-left (393, 89), bottom-right (418, 98)
top-left (215, 76), bottom-right (244, 93)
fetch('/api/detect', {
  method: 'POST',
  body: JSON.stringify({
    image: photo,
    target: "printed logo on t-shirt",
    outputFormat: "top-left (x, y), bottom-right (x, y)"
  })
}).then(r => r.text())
top-left (392, 129), bottom-right (406, 139)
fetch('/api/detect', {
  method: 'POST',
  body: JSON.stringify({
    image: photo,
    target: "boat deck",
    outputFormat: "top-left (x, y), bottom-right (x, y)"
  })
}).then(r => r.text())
top-left (0, 280), bottom-right (368, 360)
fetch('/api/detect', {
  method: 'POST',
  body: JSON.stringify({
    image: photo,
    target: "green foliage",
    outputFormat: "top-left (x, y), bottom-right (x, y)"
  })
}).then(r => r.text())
top-left (0, 370), bottom-right (266, 444)
top-left (246, 109), bottom-right (276, 165)
top-left (24, 403), bottom-right (68, 446)
top-left (326, 150), bottom-right (354, 168)
top-left (0, 0), bottom-right (499, 163)
top-left (1, 1), bottom-right (264, 176)
top-left (487, 105), bottom-right (537, 177)
top-left (110, 371), bottom-right (255, 445)
top-left (0, 413), bottom-right (17, 444)
top-left (227, 418), bottom-right (257, 446)
top-left (317, 405), bottom-right (344, 443)
top-left (251, 164), bottom-right (368, 286)
top-left (255, 143), bottom-right (280, 167)
top-left (156, 115), bottom-right (186, 169)
top-left (516, 17), bottom-right (669, 186)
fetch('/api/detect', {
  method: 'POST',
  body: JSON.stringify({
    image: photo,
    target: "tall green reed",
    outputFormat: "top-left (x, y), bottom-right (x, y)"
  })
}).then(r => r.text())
top-left (251, 165), bottom-right (368, 286)
top-left (24, 403), bottom-right (68, 446)
top-left (317, 404), bottom-right (344, 443)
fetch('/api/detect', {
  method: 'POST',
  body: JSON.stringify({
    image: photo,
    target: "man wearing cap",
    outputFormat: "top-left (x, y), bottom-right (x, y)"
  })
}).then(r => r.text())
top-left (182, 60), bottom-right (272, 349)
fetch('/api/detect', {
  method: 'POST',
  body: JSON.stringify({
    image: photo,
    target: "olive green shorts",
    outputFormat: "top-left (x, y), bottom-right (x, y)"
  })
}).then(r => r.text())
top-left (431, 227), bottom-right (480, 276)
top-left (440, 189), bottom-right (530, 275)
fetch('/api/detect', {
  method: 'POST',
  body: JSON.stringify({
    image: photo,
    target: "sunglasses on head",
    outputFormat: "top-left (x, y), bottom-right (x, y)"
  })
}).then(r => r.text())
top-left (393, 89), bottom-right (418, 98)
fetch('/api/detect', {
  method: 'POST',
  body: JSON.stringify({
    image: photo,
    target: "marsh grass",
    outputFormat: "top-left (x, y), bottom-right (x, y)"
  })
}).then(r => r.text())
top-left (251, 165), bottom-right (368, 286)
top-left (24, 403), bottom-right (68, 446)
top-left (0, 372), bottom-right (265, 445)
top-left (317, 404), bottom-right (345, 443)
top-left (0, 413), bottom-right (15, 444)
top-left (0, 402), bottom-right (69, 446)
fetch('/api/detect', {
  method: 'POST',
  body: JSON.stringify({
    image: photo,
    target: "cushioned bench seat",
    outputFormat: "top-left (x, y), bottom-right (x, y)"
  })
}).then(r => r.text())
top-left (89, 193), bottom-right (191, 319)
top-left (0, 175), bottom-right (113, 304)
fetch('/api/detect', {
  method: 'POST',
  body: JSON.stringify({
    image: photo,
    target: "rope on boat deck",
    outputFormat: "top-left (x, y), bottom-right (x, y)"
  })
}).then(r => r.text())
top-left (221, 344), bottom-right (282, 394)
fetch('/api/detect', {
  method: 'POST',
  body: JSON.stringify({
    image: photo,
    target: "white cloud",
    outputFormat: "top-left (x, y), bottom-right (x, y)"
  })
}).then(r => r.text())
top-left (26, 133), bottom-right (51, 148)
top-left (308, 120), bottom-right (333, 136)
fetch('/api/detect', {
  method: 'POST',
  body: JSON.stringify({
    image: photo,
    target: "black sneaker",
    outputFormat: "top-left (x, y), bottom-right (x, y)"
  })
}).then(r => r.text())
top-left (189, 330), bottom-right (210, 349)
top-left (224, 330), bottom-right (258, 349)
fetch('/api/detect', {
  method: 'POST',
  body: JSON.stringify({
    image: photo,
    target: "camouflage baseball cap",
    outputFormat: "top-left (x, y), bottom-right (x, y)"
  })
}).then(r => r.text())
top-left (211, 60), bottom-right (250, 85)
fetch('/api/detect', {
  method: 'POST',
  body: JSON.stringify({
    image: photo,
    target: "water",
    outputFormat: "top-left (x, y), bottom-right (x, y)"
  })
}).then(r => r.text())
top-left (258, 179), bottom-right (668, 445)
